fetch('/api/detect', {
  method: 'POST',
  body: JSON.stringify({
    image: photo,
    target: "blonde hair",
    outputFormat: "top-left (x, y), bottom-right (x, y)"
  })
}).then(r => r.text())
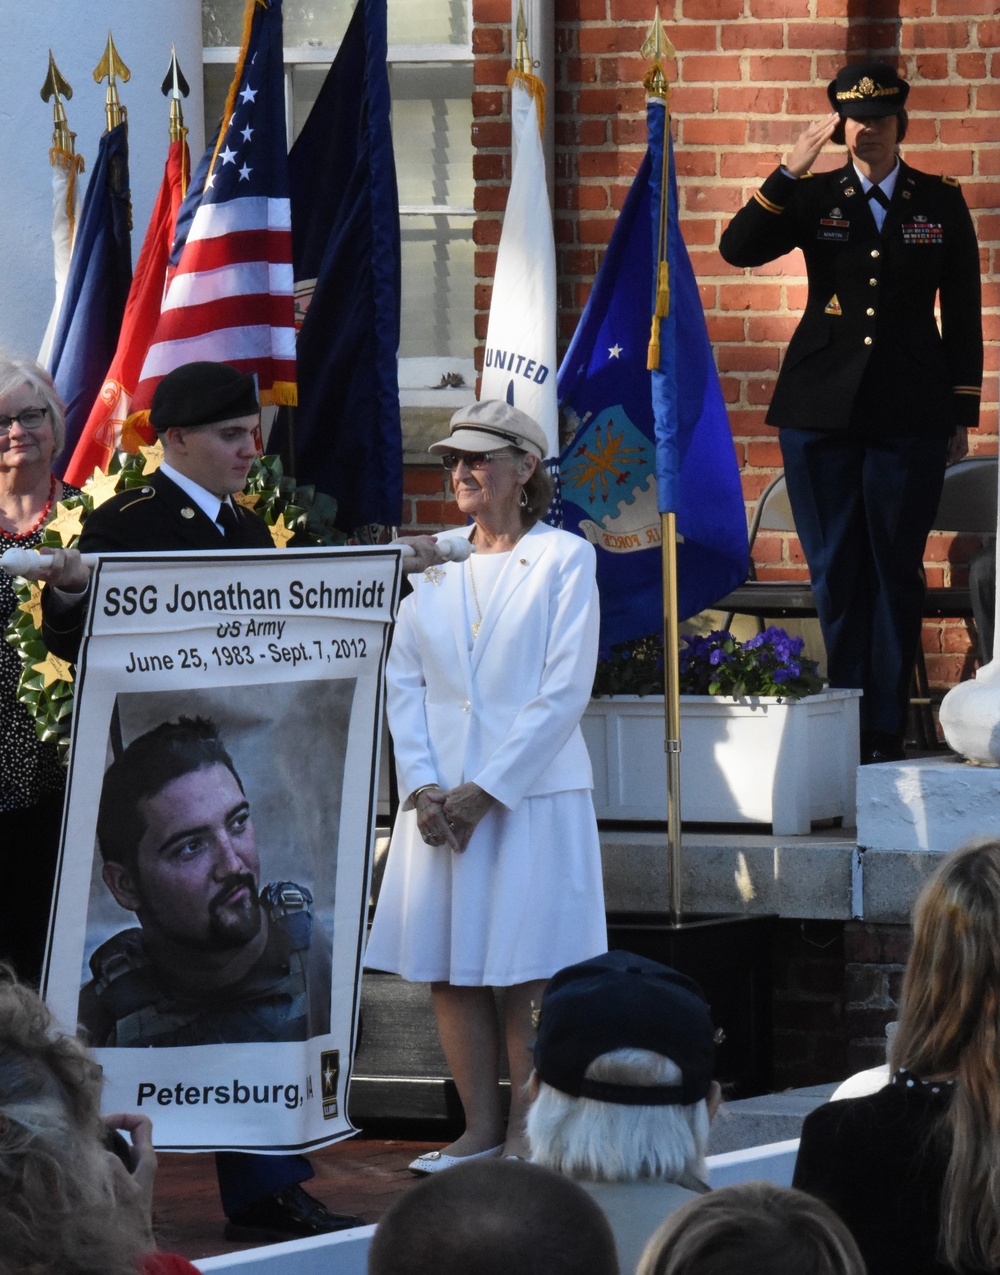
top-left (0, 968), bottom-right (153, 1275)
top-left (890, 837), bottom-right (1000, 1270)
top-left (527, 1048), bottom-right (711, 1183)
top-left (637, 1182), bottom-right (866, 1275)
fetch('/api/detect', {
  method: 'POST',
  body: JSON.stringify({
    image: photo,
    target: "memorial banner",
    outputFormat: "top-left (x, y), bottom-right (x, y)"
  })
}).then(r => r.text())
top-left (44, 546), bottom-right (401, 1153)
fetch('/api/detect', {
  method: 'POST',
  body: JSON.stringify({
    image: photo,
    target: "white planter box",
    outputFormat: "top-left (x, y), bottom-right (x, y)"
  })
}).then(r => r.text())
top-left (582, 690), bottom-right (861, 836)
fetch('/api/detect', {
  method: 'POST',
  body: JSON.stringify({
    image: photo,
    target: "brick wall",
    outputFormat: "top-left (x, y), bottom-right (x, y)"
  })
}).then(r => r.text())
top-left (466, 0), bottom-right (1000, 696)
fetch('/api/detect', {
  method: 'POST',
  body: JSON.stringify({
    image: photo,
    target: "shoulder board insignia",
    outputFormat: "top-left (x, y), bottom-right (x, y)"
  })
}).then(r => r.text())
top-left (824, 294), bottom-right (842, 316)
top-left (942, 175), bottom-right (960, 187)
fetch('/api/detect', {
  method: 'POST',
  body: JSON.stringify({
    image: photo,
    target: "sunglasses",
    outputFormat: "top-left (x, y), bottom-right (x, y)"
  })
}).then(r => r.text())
top-left (439, 451), bottom-right (511, 472)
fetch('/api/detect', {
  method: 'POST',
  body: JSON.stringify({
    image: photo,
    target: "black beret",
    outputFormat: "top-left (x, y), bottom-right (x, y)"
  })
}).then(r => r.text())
top-left (533, 950), bottom-right (716, 1106)
top-left (149, 362), bottom-right (259, 432)
top-left (827, 62), bottom-right (909, 119)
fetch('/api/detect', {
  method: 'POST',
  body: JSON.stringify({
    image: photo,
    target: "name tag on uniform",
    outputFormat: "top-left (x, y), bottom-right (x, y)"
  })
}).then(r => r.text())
top-left (902, 222), bottom-right (943, 244)
top-left (818, 218), bottom-right (849, 242)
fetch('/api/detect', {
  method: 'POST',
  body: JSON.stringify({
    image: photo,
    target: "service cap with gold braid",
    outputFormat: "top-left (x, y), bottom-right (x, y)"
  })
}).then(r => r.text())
top-left (827, 61), bottom-right (909, 119)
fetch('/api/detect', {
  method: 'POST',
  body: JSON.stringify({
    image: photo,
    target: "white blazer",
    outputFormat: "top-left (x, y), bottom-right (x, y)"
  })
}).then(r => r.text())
top-left (387, 522), bottom-right (599, 811)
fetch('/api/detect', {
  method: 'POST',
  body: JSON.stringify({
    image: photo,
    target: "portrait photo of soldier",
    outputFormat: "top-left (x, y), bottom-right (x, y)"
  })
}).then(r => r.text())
top-left (79, 710), bottom-right (337, 1048)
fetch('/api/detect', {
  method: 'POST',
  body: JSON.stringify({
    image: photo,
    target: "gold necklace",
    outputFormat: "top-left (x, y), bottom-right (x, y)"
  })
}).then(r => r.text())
top-left (468, 555), bottom-right (483, 638)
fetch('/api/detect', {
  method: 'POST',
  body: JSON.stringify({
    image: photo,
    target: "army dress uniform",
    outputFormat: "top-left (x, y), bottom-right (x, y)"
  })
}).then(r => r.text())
top-left (720, 154), bottom-right (983, 751)
top-left (42, 468), bottom-right (274, 663)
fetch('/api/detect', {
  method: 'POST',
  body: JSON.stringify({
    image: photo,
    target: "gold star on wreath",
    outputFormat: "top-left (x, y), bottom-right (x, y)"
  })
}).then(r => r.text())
top-left (234, 491), bottom-right (261, 511)
top-left (18, 584), bottom-right (43, 627)
top-left (32, 650), bottom-right (74, 688)
top-left (138, 440), bottom-right (164, 475)
top-left (46, 502), bottom-right (86, 546)
top-left (268, 513), bottom-right (295, 548)
top-left (82, 468), bottom-right (121, 508)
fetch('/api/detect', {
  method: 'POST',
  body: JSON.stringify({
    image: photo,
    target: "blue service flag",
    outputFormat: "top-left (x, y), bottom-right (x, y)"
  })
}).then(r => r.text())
top-left (558, 99), bottom-right (748, 650)
top-left (49, 122), bottom-right (132, 476)
top-left (269, 0), bottom-right (402, 532)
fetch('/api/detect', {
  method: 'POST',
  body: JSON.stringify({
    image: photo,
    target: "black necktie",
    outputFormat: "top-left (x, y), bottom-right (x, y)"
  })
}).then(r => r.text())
top-left (867, 184), bottom-right (890, 210)
top-left (217, 501), bottom-right (241, 544)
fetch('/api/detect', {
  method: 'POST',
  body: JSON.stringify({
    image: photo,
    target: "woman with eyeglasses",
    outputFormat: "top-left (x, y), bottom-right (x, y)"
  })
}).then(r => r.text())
top-left (0, 353), bottom-right (82, 984)
top-left (366, 400), bottom-right (607, 1168)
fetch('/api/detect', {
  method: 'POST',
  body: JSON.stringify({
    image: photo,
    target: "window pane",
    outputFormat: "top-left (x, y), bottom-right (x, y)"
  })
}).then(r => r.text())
top-left (390, 63), bottom-right (473, 208)
top-left (203, 62), bottom-right (234, 138)
top-left (203, 0), bottom-right (469, 48)
top-left (389, 0), bottom-right (469, 46)
top-left (203, 0), bottom-right (353, 47)
top-left (400, 216), bottom-right (473, 360)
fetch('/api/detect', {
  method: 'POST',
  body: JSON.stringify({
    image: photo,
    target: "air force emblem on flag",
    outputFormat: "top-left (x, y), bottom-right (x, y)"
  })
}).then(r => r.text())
top-left (562, 407), bottom-right (660, 553)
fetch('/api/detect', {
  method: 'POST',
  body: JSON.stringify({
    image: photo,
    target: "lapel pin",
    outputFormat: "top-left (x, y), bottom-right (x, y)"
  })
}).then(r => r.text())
top-left (181, 507), bottom-right (195, 519)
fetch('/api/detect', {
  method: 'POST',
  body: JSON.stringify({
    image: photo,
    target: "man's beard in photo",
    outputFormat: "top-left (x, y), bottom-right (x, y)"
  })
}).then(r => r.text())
top-left (206, 872), bottom-right (263, 950)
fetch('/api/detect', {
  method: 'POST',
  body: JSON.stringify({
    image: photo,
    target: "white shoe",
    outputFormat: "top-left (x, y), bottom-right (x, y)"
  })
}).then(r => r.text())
top-left (408, 1143), bottom-right (504, 1175)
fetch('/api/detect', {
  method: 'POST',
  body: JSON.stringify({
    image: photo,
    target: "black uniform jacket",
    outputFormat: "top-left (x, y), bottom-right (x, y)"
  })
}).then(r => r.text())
top-left (42, 469), bottom-right (274, 661)
top-left (719, 160), bottom-right (983, 437)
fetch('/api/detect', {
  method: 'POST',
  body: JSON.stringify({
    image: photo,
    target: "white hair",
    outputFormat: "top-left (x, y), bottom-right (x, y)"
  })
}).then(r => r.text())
top-left (527, 1048), bottom-right (711, 1183)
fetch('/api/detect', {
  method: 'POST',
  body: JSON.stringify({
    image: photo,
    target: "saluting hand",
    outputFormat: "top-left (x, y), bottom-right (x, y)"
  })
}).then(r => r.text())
top-left (785, 113), bottom-right (840, 178)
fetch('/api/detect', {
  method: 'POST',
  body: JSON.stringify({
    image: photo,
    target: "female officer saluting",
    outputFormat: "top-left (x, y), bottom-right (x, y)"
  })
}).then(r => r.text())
top-left (720, 63), bottom-right (983, 764)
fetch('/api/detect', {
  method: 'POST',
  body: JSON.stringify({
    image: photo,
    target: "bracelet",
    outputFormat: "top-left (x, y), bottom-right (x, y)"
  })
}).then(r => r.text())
top-left (410, 784), bottom-right (441, 805)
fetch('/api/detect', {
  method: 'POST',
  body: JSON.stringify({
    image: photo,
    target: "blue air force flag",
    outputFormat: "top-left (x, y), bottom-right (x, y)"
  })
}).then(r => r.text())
top-left (558, 99), bottom-right (749, 650)
top-left (479, 77), bottom-right (558, 460)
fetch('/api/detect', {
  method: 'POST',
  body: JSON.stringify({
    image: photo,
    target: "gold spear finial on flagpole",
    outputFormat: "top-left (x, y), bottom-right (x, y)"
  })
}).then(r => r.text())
top-left (94, 31), bottom-right (131, 132)
top-left (40, 51), bottom-right (76, 154)
top-left (514, 1), bottom-right (532, 76)
top-left (161, 46), bottom-right (190, 144)
top-left (641, 6), bottom-right (675, 101)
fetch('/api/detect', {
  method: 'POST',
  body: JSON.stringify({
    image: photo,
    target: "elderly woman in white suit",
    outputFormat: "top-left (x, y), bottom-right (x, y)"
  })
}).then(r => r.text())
top-left (365, 400), bottom-right (608, 1168)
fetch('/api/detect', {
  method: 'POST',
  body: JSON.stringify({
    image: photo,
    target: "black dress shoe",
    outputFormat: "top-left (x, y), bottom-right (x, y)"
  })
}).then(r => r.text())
top-left (861, 733), bottom-right (907, 765)
top-left (224, 1183), bottom-right (363, 1243)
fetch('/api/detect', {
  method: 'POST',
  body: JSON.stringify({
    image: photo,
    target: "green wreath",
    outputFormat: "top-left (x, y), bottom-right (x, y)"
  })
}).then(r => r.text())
top-left (4, 449), bottom-right (345, 761)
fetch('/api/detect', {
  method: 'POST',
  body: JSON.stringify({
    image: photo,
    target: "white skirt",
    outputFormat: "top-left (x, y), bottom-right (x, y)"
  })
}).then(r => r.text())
top-left (365, 789), bottom-right (607, 986)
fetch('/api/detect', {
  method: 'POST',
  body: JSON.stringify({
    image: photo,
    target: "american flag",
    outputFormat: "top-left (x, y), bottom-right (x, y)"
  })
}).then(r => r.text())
top-left (132, 0), bottom-right (296, 411)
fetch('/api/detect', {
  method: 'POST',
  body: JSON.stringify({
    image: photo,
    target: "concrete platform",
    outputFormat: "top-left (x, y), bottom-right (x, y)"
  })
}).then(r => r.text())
top-left (857, 753), bottom-right (1000, 854)
top-left (600, 825), bottom-right (857, 921)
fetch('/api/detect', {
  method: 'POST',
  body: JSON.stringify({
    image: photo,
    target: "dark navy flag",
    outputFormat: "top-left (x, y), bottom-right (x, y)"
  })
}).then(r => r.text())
top-left (49, 122), bottom-right (132, 477)
top-left (269, 0), bottom-right (402, 533)
top-left (558, 99), bottom-right (748, 650)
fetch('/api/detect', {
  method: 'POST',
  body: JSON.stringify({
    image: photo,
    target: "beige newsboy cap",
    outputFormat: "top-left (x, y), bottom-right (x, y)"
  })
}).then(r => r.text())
top-left (429, 399), bottom-right (547, 460)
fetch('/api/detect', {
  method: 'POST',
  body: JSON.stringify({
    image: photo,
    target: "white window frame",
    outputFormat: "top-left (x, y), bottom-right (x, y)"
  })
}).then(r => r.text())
top-left (203, 24), bottom-right (476, 409)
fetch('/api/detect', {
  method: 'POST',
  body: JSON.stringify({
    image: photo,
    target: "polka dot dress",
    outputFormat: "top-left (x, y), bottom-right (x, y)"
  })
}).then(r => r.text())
top-left (0, 484), bottom-right (80, 812)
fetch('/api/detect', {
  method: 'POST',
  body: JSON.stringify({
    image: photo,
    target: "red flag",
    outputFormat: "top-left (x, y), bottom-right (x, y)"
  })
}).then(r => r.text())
top-left (63, 138), bottom-right (189, 484)
top-left (131, 0), bottom-right (297, 415)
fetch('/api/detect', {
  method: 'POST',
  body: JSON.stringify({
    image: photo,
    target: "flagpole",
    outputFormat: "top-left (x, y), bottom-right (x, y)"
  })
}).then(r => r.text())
top-left (644, 11), bottom-right (684, 927)
top-left (661, 513), bottom-right (683, 924)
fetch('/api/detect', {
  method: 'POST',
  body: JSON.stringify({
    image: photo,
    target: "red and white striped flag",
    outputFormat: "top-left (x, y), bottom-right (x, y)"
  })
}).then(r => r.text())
top-left (131, 0), bottom-right (297, 415)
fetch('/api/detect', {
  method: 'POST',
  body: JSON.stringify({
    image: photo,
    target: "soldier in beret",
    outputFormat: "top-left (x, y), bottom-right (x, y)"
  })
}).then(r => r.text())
top-left (720, 63), bottom-right (983, 764)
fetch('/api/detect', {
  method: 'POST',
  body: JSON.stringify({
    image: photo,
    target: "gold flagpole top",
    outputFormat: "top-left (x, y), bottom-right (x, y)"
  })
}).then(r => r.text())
top-left (94, 31), bottom-right (131, 132)
top-left (41, 51), bottom-right (76, 154)
top-left (641, 6), bottom-right (676, 100)
top-left (513, 1), bottom-right (532, 76)
top-left (161, 45), bottom-right (190, 144)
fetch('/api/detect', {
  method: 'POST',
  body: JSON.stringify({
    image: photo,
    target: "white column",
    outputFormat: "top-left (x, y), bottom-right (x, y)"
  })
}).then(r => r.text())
top-left (0, 0), bottom-right (204, 356)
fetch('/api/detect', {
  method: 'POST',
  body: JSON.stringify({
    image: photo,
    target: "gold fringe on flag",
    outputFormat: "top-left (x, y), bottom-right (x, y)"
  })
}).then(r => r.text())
top-left (264, 381), bottom-right (298, 408)
top-left (507, 68), bottom-right (546, 135)
top-left (49, 146), bottom-right (86, 245)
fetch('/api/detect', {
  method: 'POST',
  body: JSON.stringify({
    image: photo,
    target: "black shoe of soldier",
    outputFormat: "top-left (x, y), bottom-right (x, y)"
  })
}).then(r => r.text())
top-left (224, 1183), bottom-right (363, 1243)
